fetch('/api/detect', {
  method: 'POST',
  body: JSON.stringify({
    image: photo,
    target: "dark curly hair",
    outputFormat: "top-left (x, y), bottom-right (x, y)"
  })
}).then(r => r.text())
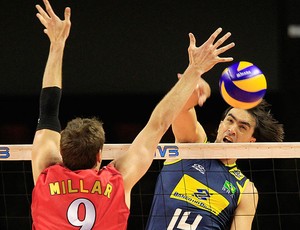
top-left (221, 100), bottom-right (284, 142)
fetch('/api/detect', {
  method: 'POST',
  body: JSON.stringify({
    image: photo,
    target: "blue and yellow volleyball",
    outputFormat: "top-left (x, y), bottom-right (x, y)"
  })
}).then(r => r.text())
top-left (219, 61), bottom-right (267, 109)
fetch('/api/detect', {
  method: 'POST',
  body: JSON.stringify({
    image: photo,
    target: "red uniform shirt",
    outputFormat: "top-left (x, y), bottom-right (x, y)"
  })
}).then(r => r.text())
top-left (32, 164), bottom-right (129, 230)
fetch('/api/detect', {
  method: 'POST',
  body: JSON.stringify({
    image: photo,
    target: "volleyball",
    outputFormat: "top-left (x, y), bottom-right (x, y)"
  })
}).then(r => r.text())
top-left (219, 61), bottom-right (267, 109)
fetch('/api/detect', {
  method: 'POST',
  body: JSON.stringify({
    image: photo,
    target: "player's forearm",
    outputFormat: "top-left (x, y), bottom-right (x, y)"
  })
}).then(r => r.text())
top-left (149, 66), bottom-right (201, 132)
top-left (172, 108), bottom-right (198, 141)
top-left (42, 43), bottom-right (65, 88)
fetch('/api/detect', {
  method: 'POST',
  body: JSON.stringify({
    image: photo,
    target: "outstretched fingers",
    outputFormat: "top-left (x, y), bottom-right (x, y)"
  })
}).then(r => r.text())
top-left (42, 0), bottom-right (57, 19)
top-left (64, 7), bottom-right (71, 21)
top-left (35, 0), bottom-right (61, 26)
top-left (187, 27), bottom-right (236, 74)
top-left (188, 33), bottom-right (196, 63)
top-left (215, 42), bottom-right (235, 62)
top-left (212, 31), bottom-right (231, 49)
top-left (216, 41), bottom-right (235, 54)
top-left (213, 30), bottom-right (235, 57)
top-left (35, 0), bottom-right (71, 42)
top-left (206, 27), bottom-right (223, 46)
top-left (35, 4), bottom-right (49, 27)
top-left (188, 33), bottom-right (196, 48)
top-left (211, 29), bottom-right (235, 63)
top-left (63, 7), bottom-right (71, 36)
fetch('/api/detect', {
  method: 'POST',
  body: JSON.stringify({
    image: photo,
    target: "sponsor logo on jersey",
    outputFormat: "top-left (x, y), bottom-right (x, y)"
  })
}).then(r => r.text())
top-left (192, 164), bottom-right (205, 174)
top-left (194, 189), bottom-right (210, 200)
top-left (229, 167), bottom-right (245, 180)
top-left (170, 174), bottom-right (229, 215)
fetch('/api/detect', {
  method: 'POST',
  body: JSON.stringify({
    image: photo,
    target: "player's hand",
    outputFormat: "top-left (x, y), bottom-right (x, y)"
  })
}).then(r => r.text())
top-left (188, 28), bottom-right (235, 74)
top-left (36, 0), bottom-right (71, 45)
top-left (196, 78), bottom-right (210, 106)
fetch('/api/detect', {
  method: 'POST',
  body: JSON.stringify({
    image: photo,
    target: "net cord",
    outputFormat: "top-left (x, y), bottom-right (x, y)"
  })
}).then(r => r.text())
top-left (1, 142), bottom-right (300, 161)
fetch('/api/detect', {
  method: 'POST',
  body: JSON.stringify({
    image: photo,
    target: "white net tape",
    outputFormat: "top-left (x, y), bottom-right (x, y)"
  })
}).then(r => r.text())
top-left (1, 142), bottom-right (300, 161)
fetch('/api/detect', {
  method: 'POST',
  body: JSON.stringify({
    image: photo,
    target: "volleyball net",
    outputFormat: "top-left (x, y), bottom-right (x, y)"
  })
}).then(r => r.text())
top-left (1, 143), bottom-right (300, 230)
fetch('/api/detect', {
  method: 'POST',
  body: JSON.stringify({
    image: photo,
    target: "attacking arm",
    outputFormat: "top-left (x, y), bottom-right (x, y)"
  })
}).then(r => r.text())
top-left (31, 0), bottom-right (71, 184)
top-left (172, 76), bottom-right (210, 145)
top-left (112, 28), bottom-right (235, 207)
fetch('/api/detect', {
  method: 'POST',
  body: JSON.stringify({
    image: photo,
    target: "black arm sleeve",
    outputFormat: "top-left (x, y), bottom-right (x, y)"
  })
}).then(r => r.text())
top-left (36, 86), bottom-right (62, 133)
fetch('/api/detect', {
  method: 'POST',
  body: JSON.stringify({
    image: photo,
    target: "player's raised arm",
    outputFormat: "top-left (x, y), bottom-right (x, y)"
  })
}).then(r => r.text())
top-left (111, 28), bottom-right (235, 207)
top-left (31, 0), bottom-right (71, 184)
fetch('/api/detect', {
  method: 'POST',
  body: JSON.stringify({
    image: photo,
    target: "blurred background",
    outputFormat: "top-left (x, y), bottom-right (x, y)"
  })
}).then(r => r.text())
top-left (0, 0), bottom-right (299, 229)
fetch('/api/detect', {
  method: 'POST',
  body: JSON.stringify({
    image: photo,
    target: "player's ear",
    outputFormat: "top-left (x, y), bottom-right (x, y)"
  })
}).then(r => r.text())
top-left (250, 137), bottom-right (256, 143)
top-left (96, 149), bottom-right (102, 163)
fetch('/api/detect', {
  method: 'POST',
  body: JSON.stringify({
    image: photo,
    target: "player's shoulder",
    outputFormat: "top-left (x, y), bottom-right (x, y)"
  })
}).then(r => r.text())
top-left (245, 180), bottom-right (258, 194)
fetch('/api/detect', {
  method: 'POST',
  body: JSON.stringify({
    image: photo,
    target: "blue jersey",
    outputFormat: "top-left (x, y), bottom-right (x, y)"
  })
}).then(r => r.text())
top-left (146, 159), bottom-right (249, 230)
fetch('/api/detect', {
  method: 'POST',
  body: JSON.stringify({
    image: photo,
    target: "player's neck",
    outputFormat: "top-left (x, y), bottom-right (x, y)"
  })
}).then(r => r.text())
top-left (220, 158), bottom-right (236, 165)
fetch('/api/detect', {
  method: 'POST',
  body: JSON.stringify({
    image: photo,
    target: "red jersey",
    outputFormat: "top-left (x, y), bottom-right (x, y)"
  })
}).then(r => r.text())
top-left (32, 164), bottom-right (129, 230)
